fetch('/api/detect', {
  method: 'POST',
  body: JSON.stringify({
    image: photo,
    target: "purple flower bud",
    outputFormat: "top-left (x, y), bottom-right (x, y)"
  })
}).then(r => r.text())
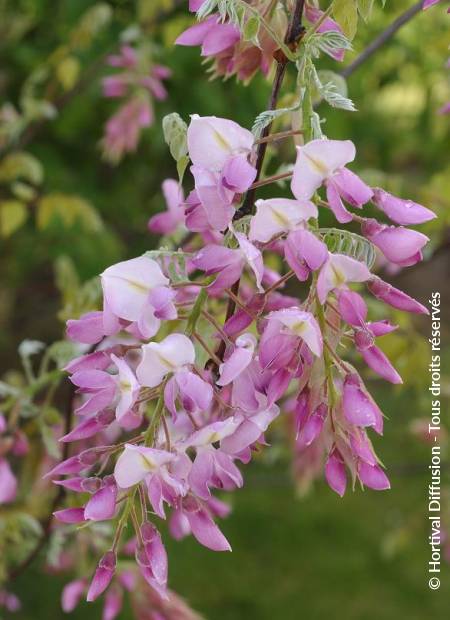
top-left (350, 431), bottom-right (378, 466)
top-left (53, 507), bottom-right (86, 524)
top-left (372, 188), bottom-right (436, 226)
top-left (368, 277), bottom-right (428, 314)
top-left (84, 482), bottom-right (118, 522)
top-left (325, 450), bottom-right (347, 497)
top-left (80, 477), bottom-right (103, 494)
top-left (357, 461), bottom-right (390, 491)
top-left (140, 522), bottom-right (168, 586)
top-left (87, 551), bottom-right (116, 602)
top-left (298, 403), bottom-right (327, 447)
top-left (342, 375), bottom-right (382, 432)
top-left (79, 448), bottom-right (101, 466)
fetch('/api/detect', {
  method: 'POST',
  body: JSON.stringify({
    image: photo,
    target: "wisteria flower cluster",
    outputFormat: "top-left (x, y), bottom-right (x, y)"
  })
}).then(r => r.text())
top-left (0, 0), bottom-right (429, 616)
top-left (101, 44), bottom-right (171, 162)
top-left (54, 101), bottom-right (435, 608)
top-left (176, 0), bottom-right (348, 81)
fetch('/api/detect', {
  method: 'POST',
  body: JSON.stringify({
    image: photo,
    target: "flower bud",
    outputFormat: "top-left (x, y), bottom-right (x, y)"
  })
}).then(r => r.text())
top-left (87, 551), bottom-right (116, 602)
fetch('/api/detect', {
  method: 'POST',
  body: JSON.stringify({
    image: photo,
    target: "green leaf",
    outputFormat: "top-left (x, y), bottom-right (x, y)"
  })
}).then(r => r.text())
top-left (319, 228), bottom-right (376, 268)
top-left (162, 113), bottom-right (188, 160)
top-left (357, 0), bottom-right (375, 21)
top-left (36, 193), bottom-right (103, 232)
top-left (0, 200), bottom-right (28, 236)
top-left (40, 419), bottom-right (62, 459)
top-left (56, 56), bottom-right (81, 91)
top-left (177, 155), bottom-right (190, 183)
top-left (332, 0), bottom-right (359, 40)
top-left (162, 113), bottom-right (189, 181)
top-left (186, 288), bottom-right (208, 337)
top-left (0, 151), bottom-right (43, 185)
top-left (243, 15), bottom-right (260, 43)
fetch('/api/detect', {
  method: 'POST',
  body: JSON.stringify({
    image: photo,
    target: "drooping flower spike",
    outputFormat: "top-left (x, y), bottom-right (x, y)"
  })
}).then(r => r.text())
top-left (49, 0), bottom-right (435, 607)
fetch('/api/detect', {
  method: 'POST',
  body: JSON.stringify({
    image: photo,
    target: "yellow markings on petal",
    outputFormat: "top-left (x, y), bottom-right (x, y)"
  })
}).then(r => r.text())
top-left (212, 128), bottom-right (232, 153)
top-left (271, 206), bottom-right (291, 228)
top-left (140, 453), bottom-right (157, 471)
top-left (155, 351), bottom-right (178, 371)
top-left (290, 321), bottom-right (307, 337)
top-left (330, 264), bottom-right (346, 287)
top-left (119, 379), bottom-right (132, 392)
top-left (304, 152), bottom-right (329, 176)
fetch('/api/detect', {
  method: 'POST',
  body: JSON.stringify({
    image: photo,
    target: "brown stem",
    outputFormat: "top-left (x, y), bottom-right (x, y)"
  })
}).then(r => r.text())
top-left (341, 1), bottom-right (424, 79)
top-left (249, 170), bottom-right (292, 190)
top-left (255, 128), bottom-right (303, 145)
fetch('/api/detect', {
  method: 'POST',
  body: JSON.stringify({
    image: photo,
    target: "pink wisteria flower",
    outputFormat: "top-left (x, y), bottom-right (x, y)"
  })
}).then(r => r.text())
top-left (148, 179), bottom-right (185, 235)
top-left (101, 256), bottom-right (176, 338)
top-left (52, 42), bottom-right (435, 612)
top-left (291, 139), bottom-right (373, 223)
top-left (101, 45), bottom-right (171, 162)
top-left (176, 1), bottom-right (284, 82)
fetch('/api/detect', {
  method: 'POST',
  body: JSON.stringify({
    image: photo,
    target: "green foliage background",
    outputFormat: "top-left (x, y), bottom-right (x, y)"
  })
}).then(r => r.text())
top-left (0, 0), bottom-right (449, 618)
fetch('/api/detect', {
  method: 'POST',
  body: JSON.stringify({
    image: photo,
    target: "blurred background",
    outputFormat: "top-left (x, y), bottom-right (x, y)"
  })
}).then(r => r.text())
top-left (0, 0), bottom-right (449, 618)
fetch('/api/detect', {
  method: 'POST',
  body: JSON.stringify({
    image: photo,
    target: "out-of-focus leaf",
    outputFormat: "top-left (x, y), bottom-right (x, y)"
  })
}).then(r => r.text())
top-left (70, 3), bottom-right (112, 50)
top-left (0, 152), bottom-right (43, 185)
top-left (332, 0), bottom-right (358, 40)
top-left (36, 193), bottom-right (103, 232)
top-left (54, 255), bottom-right (101, 322)
top-left (47, 340), bottom-right (80, 368)
top-left (18, 340), bottom-right (45, 358)
top-left (357, 0), bottom-right (375, 21)
top-left (56, 56), bottom-right (81, 91)
top-left (243, 15), bottom-right (260, 44)
top-left (11, 181), bottom-right (37, 202)
top-left (0, 200), bottom-right (28, 237)
top-left (162, 113), bottom-right (188, 161)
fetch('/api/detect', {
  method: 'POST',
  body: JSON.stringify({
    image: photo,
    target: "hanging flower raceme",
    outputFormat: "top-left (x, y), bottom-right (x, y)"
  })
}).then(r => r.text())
top-left (101, 44), bottom-right (171, 162)
top-left (52, 56), bottom-right (434, 613)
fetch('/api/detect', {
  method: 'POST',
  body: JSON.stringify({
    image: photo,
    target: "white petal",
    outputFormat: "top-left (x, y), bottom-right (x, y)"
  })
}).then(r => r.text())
top-left (101, 257), bottom-right (168, 322)
top-left (249, 198), bottom-right (318, 242)
top-left (291, 140), bottom-right (355, 200)
top-left (137, 334), bottom-right (196, 388)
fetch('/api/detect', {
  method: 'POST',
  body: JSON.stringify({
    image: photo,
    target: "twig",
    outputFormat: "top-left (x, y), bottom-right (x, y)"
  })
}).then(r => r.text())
top-left (341, 1), bottom-right (424, 79)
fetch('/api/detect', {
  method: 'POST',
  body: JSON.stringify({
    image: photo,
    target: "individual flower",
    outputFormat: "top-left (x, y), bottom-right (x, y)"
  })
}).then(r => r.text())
top-left (338, 289), bottom-right (402, 384)
top-left (324, 449), bottom-right (347, 497)
top-left (291, 139), bottom-right (373, 223)
top-left (317, 252), bottom-right (371, 303)
top-left (361, 219), bottom-right (429, 267)
top-left (217, 333), bottom-right (256, 386)
top-left (0, 458), bottom-right (17, 504)
top-left (249, 197), bottom-right (318, 243)
top-left (114, 444), bottom-right (175, 489)
top-left (259, 307), bottom-right (323, 372)
top-left (371, 188), bottom-right (436, 225)
top-left (137, 334), bottom-right (195, 388)
top-left (368, 277), bottom-right (428, 314)
top-left (148, 179), bottom-right (185, 235)
top-left (68, 354), bottom-right (139, 422)
top-left (191, 232), bottom-right (264, 293)
top-left (101, 256), bottom-right (176, 338)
